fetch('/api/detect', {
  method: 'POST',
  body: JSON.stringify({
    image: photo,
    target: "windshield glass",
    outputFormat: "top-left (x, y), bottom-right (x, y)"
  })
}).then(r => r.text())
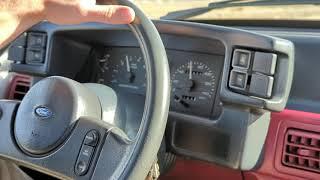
top-left (135, 0), bottom-right (320, 21)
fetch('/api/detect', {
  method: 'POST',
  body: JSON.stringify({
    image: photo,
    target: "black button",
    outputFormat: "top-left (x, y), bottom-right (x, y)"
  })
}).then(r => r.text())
top-left (12, 33), bottom-right (27, 47)
top-left (27, 33), bottom-right (47, 48)
top-left (249, 73), bottom-right (274, 98)
top-left (252, 52), bottom-right (277, 75)
top-left (8, 46), bottom-right (25, 63)
top-left (75, 145), bottom-right (94, 176)
top-left (26, 49), bottom-right (45, 64)
top-left (75, 161), bottom-right (87, 175)
top-left (232, 49), bottom-right (251, 69)
top-left (84, 130), bottom-right (99, 147)
top-left (229, 70), bottom-right (248, 90)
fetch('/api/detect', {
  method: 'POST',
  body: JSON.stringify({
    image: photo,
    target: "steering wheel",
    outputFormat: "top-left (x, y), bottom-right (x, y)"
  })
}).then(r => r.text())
top-left (0, 0), bottom-right (170, 179)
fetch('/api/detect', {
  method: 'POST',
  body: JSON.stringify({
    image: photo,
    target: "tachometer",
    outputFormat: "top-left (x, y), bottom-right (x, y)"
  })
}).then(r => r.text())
top-left (97, 48), bottom-right (146, 94)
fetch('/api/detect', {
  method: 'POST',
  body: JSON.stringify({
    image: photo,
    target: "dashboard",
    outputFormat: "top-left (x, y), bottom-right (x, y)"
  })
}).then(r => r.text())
top-left (2, 20), bottom-right (294, 173)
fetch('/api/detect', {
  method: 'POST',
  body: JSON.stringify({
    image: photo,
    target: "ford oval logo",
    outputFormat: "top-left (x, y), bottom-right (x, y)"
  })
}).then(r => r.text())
top-left (35, 106), bottom-right (53, 119)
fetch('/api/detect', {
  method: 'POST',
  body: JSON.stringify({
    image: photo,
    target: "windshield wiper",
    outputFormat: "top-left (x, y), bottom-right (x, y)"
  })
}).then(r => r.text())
top-left (161, 0), bottom-right (320, 20)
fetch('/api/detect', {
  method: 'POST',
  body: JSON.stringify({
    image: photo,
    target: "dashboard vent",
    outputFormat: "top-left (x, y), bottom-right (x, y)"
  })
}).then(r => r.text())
top-left (282, 129), bottom-right (320, 173)
top-left (8, 74), bottom-right (31, 100)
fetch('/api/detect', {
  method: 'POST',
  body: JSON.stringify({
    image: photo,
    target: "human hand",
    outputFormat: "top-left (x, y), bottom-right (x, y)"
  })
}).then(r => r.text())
top-left (0, 0), bottom-right (135, 48)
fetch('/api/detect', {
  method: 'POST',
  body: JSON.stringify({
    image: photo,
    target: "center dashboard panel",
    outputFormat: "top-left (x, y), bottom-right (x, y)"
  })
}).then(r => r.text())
top-left (7, 20), bottom-right (294, 171)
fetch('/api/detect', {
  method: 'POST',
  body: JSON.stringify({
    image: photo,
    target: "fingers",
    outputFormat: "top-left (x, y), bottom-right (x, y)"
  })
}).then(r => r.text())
top-left (80, 4), bottom-right (135, 24)
top-left (43, 0), bottom-right (135, 25)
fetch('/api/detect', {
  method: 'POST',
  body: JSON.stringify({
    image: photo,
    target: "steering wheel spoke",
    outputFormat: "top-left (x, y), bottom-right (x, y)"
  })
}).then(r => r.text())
top-left (0, 100), bottom-right (19, 124)
top-left (0, 111), bottom-right (122, 179)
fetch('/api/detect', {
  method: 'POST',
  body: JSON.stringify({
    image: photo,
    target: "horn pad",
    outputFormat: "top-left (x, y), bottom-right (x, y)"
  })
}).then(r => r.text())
top-left (14, 77), bottom-right (101, 155)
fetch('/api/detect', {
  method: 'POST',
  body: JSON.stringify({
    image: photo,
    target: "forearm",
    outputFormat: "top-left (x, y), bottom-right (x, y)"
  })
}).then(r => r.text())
top-left (0, 0), bottom-right (44, 48)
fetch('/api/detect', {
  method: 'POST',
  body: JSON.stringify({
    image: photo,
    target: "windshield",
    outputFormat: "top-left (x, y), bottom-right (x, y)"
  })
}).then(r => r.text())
top-left (135, 0), bottom-right (320, 21)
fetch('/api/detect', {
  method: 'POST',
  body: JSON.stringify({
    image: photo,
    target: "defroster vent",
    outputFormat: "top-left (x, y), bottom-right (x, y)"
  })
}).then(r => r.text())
top-left (8, 74), bottom-right (31, 100)
top-left (283, 129), bottom-right (320, 173)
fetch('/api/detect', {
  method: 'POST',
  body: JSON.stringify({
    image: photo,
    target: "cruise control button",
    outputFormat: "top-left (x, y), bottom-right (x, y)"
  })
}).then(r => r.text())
top-left (75, 161), bottom-right (87, 175)
top-left (229, 70), bottom-right (248, 90)
top-left (249, 73), bottom-right (274, 98)
top-left (252, 52), bottom-right (277, 75)
top-left (84, 130), bottom-right (99, 147)
top-left (232, 49), bottom-right (251, 69)
top-left (75, 145), bottom-right (94, 176)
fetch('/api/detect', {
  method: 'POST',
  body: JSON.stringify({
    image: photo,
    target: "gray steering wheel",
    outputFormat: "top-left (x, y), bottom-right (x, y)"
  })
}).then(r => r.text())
top-left (0, 0), bottom-right (170, 179)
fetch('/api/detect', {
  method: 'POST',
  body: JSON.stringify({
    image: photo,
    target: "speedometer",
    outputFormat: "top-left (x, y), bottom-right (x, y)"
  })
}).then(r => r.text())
top-left (171, 60), bottom-right (218, 116)
top-left (172, 61), bottom-right (216, 102)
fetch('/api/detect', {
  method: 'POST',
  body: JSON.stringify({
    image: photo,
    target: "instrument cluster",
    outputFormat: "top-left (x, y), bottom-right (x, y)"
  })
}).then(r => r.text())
top-left (95, 47), bottom-right (224, 117)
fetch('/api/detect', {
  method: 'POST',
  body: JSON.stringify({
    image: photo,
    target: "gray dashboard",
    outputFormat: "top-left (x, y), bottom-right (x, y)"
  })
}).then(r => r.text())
top-left (4, 20), bottom-right (294, 171)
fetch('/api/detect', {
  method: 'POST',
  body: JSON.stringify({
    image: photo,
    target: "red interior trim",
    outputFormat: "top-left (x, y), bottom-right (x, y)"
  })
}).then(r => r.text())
top-left (161, 158), bottom-right (242, 180)
top-left (244, 109), bottom-right (320, 180)
top-left (7, 74), bottom-right (31, 100)
top-left (162, 109), bottom-right (320, 180)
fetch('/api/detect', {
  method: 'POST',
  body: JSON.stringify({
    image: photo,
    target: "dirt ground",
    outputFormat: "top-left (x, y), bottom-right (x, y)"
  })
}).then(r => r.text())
top-left (134, 1), bottom-right (320, 21)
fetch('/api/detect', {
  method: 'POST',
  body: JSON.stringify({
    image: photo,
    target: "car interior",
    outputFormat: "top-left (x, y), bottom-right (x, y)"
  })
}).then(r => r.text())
top-left (0, 0), bottom-right (320, 179)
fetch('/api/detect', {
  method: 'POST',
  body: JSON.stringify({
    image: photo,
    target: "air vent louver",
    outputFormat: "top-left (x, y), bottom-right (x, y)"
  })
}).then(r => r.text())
top-left (8, 75), bottom-right (31, 100)
top-left (282, 129), bottom-right (320, 173)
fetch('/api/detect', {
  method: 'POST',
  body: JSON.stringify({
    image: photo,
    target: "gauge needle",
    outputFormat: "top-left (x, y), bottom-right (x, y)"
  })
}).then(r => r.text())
top-left (126, 55), bottom-right (130, 72)
top-left (189, 61), bottom-right (193, 80)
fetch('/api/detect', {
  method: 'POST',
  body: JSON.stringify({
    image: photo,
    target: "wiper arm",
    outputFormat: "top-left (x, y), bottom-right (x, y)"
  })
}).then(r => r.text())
top-left (161, 0), bottom-right (320, 20)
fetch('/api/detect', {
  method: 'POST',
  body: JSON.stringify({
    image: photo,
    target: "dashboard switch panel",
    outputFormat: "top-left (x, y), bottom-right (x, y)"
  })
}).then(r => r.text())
top-left (249, 73), bottom-right (274, 98)
top-left (232, 49), bottom-right (251, 70)
top-left (252, 52), bottom-right (277, 75)
top-left (9, 31), bottom-right (47, 67)
top-left (228, 48), bottom-right (285, 102)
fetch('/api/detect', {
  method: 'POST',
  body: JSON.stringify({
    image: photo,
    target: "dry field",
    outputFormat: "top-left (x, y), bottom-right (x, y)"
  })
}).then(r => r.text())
top-left (134, 1), bottom-right (320, 20)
